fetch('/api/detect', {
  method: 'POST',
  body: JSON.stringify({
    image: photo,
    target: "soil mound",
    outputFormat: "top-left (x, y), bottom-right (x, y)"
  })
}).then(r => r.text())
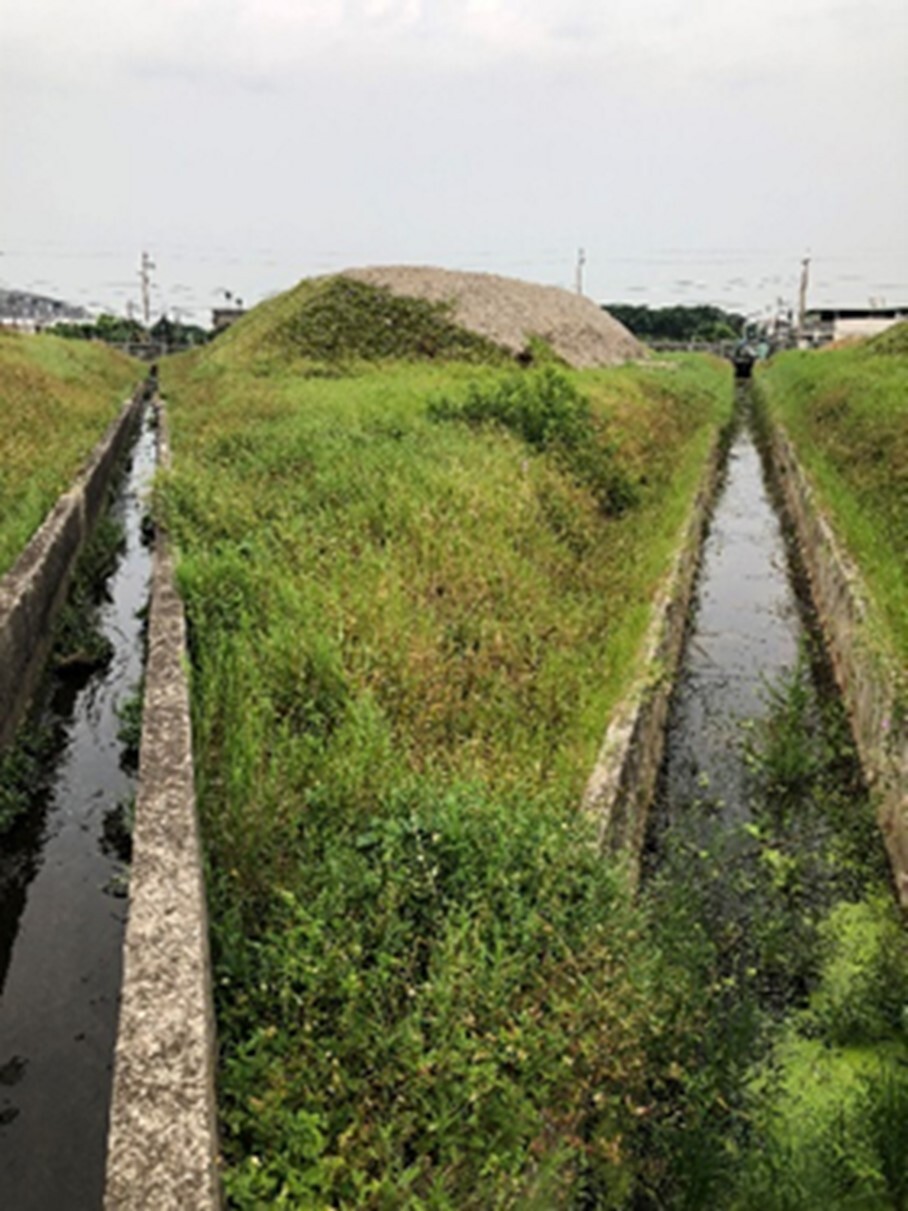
top-left (343, 266), bottom-right (645, 367)
top-left (271, 275), bottom-right (507, 365)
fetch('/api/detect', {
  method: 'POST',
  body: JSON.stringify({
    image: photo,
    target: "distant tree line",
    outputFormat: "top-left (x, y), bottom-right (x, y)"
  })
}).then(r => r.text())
top-left (51, 313), bottom-right (209, 348)
top-left (604, 304), bottom-right (745, 343)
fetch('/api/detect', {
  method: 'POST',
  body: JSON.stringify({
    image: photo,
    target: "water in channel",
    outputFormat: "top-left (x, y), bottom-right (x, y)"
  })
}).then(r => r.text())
top-left (0, 407), bottom-right (155, 1210)
top-left (648, 382), bottom-right (810, 834)
top-left (635, 383), bottom-right (898, 1205)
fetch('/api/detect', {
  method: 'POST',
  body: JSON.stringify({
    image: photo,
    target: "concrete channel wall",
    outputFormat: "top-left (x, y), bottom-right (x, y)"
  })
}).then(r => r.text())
top-left (581, 429), bottom-right (725, 882)
top-left (105, 401), bottom-right (221, 1209)
top-left (762, 408), bottom-right (908, 906)
top-left (0, 389), bottom-right (145, 753)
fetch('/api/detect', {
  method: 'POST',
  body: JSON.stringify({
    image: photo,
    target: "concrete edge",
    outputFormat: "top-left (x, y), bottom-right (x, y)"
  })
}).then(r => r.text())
top-left (104, 399), bottom-right (222, 1210)
top-left (759, 403), bottom-right (908, 906)
top-left (580, 428), bottom-right (726, 883)
top-left (0, 388), bottom-right (145, 753)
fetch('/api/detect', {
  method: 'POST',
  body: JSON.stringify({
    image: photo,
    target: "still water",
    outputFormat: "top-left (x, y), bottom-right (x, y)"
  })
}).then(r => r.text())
top-left (0, 409), bottom-right (155, 1210)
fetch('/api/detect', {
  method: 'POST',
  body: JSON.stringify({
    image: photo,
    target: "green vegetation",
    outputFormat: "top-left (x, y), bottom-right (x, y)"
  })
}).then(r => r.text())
top-left (159, 337), bottom-right (732, 1204)
top-left (638, 658), bottom-right (908, 1208)
top-left (864, 318), bottom-right (908, 356)
top-left (758, 334), bottom-right (908, 663)
top-left (160, 301), bottom-right (905, 1205)
top-left (428, 369), bottom-right (640, 516)
top-left (0, 720), bottom-right (57, 834)
top-left (0, 330), bottom-right (138, 575)
top-left (51, 513), bottom-right (125, 673)
top-left (52, 312), bottom-right (147, 344)
top-left (52, 311), bottom-right (209, 348)
top-left (117, 681), bottom-right (144, 771)
top-left (206, 274), bottom-right (510, 370)
top-left (604, 303), bottom-right (745, 344)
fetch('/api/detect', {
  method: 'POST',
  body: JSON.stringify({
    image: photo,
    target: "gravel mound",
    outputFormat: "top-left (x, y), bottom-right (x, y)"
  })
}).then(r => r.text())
top-left (343, 266), bottom-right (645, 368)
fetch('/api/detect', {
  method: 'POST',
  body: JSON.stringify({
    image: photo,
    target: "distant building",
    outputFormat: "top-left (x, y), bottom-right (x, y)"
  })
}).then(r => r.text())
top-left (211, 307), bottom-right (246, 332)
top-left (801, 306), bottom-right (908, 346)
top-left (0, 288), bottom-right (88, 332)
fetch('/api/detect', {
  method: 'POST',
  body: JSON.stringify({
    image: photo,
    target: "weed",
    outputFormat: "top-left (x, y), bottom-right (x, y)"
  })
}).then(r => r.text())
top-left (634, 660), bottom-right (905, 1209)
top-left (0, 720), bottom-right (58, 835)
top-left (158, 347), bottom-right (731, 1204)
top-left (117, 683), bottom-right (144, 771)
top-left (429, 368), bottom-right (640, 516)
top-left (52, 513), bottom-right (125, 673)
top-left (758, 342), bottom-right (908, 664)
top-left (0, 331), bottom-right (137, 575)
top-left (274, 276), bottom-right (509, 367)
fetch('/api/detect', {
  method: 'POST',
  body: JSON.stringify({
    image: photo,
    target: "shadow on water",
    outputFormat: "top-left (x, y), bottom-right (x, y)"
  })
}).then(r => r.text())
top-left (0, 408), bottom-right (155, 1211)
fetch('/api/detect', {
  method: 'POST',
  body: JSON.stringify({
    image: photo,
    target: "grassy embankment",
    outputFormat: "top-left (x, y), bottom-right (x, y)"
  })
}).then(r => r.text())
top-left (159, 278), bottom-right (733, 1205)
top-left (0, 330), bottom-right (138, 576)
top-left (160, 281), bottom-right (908, 1207)
top-left (0, 331), bottom-right (139, 831)
top-left (758, 323), bottom-right (908, 666)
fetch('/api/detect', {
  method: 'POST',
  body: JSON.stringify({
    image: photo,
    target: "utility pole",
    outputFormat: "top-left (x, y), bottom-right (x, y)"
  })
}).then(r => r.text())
top-left (798, 255), bottom-right (810, 338)
top-left (139, 251), bottom-right (155, 329)
top-left (575, 247), bottom-right (586, 296)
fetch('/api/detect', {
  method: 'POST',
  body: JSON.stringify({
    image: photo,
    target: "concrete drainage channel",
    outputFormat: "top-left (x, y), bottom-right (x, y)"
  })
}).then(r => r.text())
top-left (585, 380), bottom-right (908, 904)
top-left (0, 389), bottom-right (219, 1209)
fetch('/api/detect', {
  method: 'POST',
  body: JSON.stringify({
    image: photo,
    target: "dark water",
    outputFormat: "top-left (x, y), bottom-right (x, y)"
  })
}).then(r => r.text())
top-left (648, 385), bottom-right (814, 840)
top-left (0, 410), bottom-right (155, 1211)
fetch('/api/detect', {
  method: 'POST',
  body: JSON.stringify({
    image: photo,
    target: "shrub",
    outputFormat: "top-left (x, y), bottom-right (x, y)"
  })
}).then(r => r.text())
top-left (429, 369), bottom-right (640, 516)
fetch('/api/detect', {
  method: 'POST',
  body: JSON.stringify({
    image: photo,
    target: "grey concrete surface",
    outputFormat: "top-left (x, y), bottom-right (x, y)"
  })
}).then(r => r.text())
top-left (764, 409), bottom-right (908, 906)
top-left (582, 427), bottom-right (725, 883)
top-left (104, 401), bottom-right (221, 1210)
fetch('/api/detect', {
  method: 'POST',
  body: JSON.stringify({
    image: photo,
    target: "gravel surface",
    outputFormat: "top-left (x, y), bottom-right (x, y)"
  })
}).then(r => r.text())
top-left (343, 266), bottom-right (646, 368)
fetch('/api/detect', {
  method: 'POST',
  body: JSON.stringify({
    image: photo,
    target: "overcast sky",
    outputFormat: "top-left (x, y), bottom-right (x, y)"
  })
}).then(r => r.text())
top-left (2, 0), bottom-right (906, 323)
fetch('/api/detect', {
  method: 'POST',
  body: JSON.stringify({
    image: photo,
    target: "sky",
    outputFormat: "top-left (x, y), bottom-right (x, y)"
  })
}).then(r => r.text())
top-left (1, 0), bottom-right (906, 326)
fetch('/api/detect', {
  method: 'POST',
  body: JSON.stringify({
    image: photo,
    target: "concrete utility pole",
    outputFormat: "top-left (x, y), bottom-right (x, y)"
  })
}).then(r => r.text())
top-left (575, 247), bottom-right (586, 296)
top-left (139, 251), bottom-right (155, 329)
top-left (798, 255), bottom-right (810, 337)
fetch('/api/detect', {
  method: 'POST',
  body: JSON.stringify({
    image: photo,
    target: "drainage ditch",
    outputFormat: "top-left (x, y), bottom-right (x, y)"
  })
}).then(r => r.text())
top-left (634, 384), bottom-right (905, 1205)
top-left (0, 406), bottom-right (155, 1210)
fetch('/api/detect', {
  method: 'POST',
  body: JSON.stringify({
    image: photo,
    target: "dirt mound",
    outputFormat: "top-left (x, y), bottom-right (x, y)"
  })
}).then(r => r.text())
top-left (343, 266), bottom-right (645, 368)
top-left (268, 276), bottom-right (507, 365)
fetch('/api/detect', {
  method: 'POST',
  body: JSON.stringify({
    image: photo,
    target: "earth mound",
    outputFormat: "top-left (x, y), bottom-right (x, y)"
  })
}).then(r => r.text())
top-left (343, 266), bottom-right (645, 368)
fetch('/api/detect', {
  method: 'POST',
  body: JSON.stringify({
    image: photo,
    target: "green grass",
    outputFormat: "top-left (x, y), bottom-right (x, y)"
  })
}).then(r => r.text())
top-left (202, 275), bottom-right (514, 375)
top-left (160, 330), bottom-right (907, 1206)
top-left (637, 656), bottom-right (908, 1209)
top-left (757, 335), bottom-right (908, 665)
top-left (159, 344), bottom-right (732, 1204)
top-left (0, 331), bottom-right (139, 575)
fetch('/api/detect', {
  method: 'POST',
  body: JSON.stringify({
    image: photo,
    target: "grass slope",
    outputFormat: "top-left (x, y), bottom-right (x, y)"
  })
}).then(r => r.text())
top-left (161, 338), bottom-right (908, 1207)
top-left (0, 331), bottom-right (138, 575)
top-left (204, 275), bottom-right (512, 373)
top-left (159, 344), bottom-right (731, 1204)
top-left (758, 334), bottom-right (908, 664)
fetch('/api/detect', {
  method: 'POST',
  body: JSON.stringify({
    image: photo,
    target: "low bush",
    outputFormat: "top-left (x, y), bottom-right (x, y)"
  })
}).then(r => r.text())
top-left (429, 369), bottom-right (640, 516)
top-left (158, 349), bottom-right (731, 1204)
